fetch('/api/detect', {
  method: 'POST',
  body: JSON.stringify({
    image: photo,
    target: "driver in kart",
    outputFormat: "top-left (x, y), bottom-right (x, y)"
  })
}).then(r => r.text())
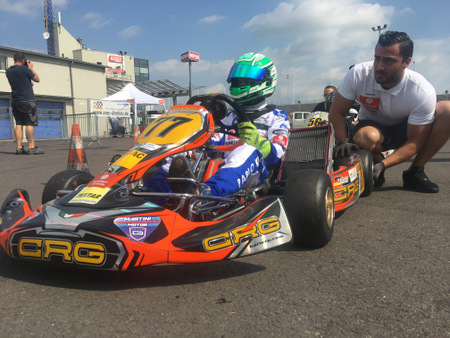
top-left (143, 52), bottom-right (290, 197)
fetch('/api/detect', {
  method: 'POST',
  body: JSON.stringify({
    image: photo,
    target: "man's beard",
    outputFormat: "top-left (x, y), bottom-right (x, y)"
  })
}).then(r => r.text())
top-left (375, 70), bottom-right (402, 88)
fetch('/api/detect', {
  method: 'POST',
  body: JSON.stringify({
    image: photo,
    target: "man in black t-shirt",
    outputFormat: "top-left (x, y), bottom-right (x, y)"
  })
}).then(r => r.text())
top-left (312, 85), bottom-right (337, 112)
top-left (6, 52), bottom-right (44, 155)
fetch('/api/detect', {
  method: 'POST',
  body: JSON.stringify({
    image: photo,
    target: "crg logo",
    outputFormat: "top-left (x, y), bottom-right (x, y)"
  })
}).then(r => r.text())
top-left (203, 216), bottom-right (281, 252)
top-left (18, 238), bottom-right (106, 266)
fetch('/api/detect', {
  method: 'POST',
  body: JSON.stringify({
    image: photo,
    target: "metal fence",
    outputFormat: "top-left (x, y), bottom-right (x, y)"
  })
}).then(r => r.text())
top-left (61, 113), bottom-right (132, 146)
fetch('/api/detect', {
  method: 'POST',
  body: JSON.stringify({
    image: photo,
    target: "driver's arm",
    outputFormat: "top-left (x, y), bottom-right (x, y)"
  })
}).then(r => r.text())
top-left (328, 92), bottom-right (355, 142)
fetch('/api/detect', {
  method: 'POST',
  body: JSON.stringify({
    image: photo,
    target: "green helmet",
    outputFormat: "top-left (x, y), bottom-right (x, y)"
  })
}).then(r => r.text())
top-left (227, 52), bottom-right (277, 105)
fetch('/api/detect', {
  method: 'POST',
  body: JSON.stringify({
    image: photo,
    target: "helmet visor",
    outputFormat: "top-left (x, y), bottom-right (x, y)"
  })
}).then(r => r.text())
top-left (227, 64), bottom-right (268, 83)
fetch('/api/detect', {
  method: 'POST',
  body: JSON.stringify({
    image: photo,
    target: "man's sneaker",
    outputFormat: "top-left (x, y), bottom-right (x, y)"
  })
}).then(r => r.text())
top-left (168, 155), bottom-right (196, 194)
top-left (403, 166), bottom-right (439, 193)
top-left (16, 148), bottom-right (27, 155)
top-left (28, 147), bottom-right (45, 155)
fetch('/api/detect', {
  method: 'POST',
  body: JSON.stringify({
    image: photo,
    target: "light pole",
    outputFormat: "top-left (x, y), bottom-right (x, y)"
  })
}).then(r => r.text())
top-left (372, 24), bottom-right (387, 36)
top-left (286, 74), bottom-right (290, 105)
top-left (118, 50), bottom-right (127, 83)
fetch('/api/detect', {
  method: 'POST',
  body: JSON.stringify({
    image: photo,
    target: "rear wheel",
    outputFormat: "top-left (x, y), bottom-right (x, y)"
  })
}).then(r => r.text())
top-left (284, 169), bottom-right (334, 248)
top-left (42, 170), bottom-right (94, 204)
top-left (357, 149), bottom-right (374, 197)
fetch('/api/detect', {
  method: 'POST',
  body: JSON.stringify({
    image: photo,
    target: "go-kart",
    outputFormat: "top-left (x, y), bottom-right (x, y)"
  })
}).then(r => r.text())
top-left (0, 94), bottom-right (294, 271)
top-left (0, 94), bottom-right (372, 271)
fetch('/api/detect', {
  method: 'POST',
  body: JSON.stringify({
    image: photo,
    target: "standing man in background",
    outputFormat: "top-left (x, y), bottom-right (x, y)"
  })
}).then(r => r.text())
top-left (6, 52), bottom-right (44, 155)
top-left (312, 85), bottom-right (337, 112)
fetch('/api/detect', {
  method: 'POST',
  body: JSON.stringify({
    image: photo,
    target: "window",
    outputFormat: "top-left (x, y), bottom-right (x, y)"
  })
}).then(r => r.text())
top-left (0, 56), bottom-right (6, 70)
top-left (134, 58), bottom-right (149, 82)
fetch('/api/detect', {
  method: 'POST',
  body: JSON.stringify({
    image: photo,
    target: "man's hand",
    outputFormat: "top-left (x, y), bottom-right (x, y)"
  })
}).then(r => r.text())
top-left (333, 139), bottom-right (359, 158)
top-left (238, 122), bottom-right (271, 158)
top-left (373, 162), bottom-right (386, 182)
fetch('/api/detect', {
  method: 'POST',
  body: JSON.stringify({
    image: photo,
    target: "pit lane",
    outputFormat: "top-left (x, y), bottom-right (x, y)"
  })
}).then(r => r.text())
top-left (0, 137), bottom-right (448, 337)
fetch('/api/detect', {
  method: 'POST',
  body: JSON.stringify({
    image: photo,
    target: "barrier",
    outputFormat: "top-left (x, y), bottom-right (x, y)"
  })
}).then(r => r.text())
top-left (60, 113), bottom-right (131, 146)
top-left (61, 113), bottom-right (100, 146)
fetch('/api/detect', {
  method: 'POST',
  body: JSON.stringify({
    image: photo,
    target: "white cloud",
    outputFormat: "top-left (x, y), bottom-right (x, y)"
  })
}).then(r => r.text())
top-left (118, 25), bottom-right (141, 39)
top-left (242, 0), bottom-right (399, 103)
top-left (151, 58), bottom-right (234, 86)
top-left (150, 0), bottom-right (449, 104)
top-left (198, 15), bottom-right (226, 24)
top-left (413, 37), bottom-right (450, 93)
top-left (0, 0), bottom-right (40, 15)
top-left (0, 0), bottom-right (68, 16)
top-left (82, 12), bottom-right (112, 29)
top-left (151, 59), bottom-right (186, 79)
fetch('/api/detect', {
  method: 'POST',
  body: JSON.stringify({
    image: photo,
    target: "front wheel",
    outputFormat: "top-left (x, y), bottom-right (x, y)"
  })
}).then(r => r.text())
top-left (357, 149), bottom-right (374, 197)
top-left (283, 169), bottom-right (334, 248)
top-left (42, 170), bottom-right (94, 204)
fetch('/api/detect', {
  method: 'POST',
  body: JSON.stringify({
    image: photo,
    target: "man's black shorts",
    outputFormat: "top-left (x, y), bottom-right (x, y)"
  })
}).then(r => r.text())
top-left (349, 119), bottom-right (408, 151)
top-left (12, 101), bottom-right (38, 126)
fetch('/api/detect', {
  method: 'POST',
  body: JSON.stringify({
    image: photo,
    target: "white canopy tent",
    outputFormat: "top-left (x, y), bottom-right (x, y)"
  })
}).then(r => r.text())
top-left (103, 83), bottom-right (165, 135)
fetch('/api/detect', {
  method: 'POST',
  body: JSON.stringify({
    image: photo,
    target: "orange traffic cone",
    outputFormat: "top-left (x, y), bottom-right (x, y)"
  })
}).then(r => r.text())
top-left (67, 124), bottom-right (89, 172)
top-left (131, 127), bottom-right (139, 148)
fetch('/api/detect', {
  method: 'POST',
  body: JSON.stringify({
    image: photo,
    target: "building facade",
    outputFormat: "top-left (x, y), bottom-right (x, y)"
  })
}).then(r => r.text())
top-left (0, 19), bottom-right (152, 140)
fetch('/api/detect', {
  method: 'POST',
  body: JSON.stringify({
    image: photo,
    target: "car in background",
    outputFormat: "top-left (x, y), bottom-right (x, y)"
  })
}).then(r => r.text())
top-left (289, 111), bottom-right (311, 128)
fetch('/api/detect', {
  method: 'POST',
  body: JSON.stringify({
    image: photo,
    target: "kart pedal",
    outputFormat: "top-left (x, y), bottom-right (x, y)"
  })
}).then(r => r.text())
top-left (169, 155), bottom-right (197, 194)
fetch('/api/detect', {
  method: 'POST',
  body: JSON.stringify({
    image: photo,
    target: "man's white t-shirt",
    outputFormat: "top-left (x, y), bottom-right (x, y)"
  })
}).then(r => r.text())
top-left (338, 61), bottom-right (436, 126)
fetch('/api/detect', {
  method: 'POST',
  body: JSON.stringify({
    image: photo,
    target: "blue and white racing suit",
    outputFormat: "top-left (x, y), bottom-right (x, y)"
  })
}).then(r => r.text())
top-left (143, 100), bottom-right (290, 197)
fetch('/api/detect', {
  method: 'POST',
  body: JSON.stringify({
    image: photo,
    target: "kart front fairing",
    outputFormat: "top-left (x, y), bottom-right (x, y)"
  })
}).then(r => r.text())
top-left (0, 103), bottom-right (293, 270)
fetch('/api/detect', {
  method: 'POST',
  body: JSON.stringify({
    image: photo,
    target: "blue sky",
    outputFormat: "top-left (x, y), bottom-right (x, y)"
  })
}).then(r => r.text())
top-left (1, 0), bottom-right (449, 106)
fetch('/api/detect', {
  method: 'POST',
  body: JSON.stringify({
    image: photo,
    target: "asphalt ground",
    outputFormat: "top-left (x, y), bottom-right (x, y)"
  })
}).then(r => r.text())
top-left (0, 136), bottom-right (449, 337)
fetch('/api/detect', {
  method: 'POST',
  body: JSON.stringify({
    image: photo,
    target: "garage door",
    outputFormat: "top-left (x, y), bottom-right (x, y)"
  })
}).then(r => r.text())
top-left (0, 98), bottom-right (12, 139)
top-left (34, 101), bottom-right (63, 138)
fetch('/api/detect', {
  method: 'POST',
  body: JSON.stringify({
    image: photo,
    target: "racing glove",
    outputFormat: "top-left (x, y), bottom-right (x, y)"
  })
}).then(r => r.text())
top-left (333, 138), bottom-right (359, 158)
top-left (237, 122), bottom-right (272, 158)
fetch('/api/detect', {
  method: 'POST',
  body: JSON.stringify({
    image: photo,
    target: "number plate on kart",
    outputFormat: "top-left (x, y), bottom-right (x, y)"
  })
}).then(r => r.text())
top-left (114, 150), bottom-right (147, 169)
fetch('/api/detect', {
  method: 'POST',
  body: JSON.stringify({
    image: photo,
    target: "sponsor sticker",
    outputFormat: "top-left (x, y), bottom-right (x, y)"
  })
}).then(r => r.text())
top-left (114, 216), bottom-right (162, 242)
top-left (273, 134), bottom-right (288, 146)
top-left (349, 167), bottom-right (358, 182)
top-left (89, 173), bottom-right (117, 188)
top-left (69, 187), bottom-right (110, 205)
top-left (137, 143), bottom-right (161, 152)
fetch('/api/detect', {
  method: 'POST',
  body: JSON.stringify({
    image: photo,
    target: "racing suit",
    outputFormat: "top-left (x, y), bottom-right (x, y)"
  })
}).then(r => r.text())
top-left (143, 100), bottom-right (290, 197)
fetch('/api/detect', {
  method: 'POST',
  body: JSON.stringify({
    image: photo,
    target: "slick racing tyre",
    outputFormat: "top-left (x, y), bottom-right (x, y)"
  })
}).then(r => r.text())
top-left (109, 154), bottom-right (122, 165)
top-left (357, 149), bottom-right (374, 197)
top-left (42, 170), bottom-right (95, 204)
top-left (284, 169), bottom-right (334, 248)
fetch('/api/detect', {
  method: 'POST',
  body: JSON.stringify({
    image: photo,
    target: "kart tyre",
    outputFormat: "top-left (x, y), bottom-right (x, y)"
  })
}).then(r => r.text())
top-left (357, 149), bottom-right (374, 197)
top-left (110, 154), bottom-right (122, 165)
top-left (42, 170), bottom-right (94, 204)
top-left (284, 169), bottom-right (334, 248)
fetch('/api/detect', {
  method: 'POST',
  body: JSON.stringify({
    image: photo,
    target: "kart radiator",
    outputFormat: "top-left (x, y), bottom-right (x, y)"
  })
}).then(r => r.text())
top-left (279, 126), bottom-right (331, 182)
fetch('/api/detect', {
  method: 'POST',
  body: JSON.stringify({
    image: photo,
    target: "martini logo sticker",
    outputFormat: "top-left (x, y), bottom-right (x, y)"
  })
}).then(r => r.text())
top-left (114, 216), bottom-right (161, 242)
